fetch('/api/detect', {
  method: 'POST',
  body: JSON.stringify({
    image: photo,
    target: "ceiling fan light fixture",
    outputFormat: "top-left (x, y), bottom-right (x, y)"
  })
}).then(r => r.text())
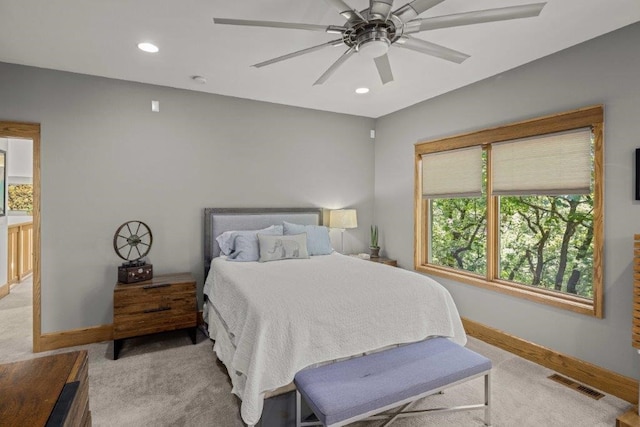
top-left (357, 38), bottom-right (390, 59)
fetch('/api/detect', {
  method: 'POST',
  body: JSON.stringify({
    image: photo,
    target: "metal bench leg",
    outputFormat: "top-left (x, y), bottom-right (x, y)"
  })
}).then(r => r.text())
top-left (297, 390), bottom-right (324, 427)
top-left (484, 372), bottom-right (492, 427)
top-left (296, 390), bottom-right (302, 427)
top-left (379, 402), bottom-right (412, 427)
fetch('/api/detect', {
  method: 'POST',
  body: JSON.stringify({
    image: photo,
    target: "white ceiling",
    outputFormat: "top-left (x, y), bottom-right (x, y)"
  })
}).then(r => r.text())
top-left (1, 0), bottom-right (640, 118)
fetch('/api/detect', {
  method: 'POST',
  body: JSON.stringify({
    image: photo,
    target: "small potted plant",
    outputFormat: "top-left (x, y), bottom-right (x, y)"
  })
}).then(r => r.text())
top-left (370, 225), bottom-right (380, 258)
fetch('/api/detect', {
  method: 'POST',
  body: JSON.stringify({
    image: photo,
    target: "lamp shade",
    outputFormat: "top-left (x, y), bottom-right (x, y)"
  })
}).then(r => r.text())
top-left (329, 209), bottom-right (358, 229)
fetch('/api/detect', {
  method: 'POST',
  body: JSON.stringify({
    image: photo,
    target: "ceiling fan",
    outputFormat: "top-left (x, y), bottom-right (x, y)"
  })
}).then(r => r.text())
top-left (213, 0), bottom-right (546, 86)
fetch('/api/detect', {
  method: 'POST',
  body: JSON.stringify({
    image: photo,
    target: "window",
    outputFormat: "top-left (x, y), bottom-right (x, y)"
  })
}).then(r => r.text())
top-left (414, 106), bottom-right (603, 317)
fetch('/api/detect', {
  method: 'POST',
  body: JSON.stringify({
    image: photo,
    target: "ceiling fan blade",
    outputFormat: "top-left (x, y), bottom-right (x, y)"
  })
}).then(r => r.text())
top-left (374, 54), bottom-right (394, 84)
top-left (314, 47), bottom-right (356, 86)
top-left (394, 0), bottom-right (445, 22)
top-left (405, 3), bottom-right (546, 34)
top-left (325, 0), bottom-right (366, 22)
top-left (369, 0), bottom-right (394, 20)
top-left (213, 18), bottom-right (345, 34)
top-left (253, 40), bottom-right (344, 68)
top-left (395, 36), bottom-right (469, 63)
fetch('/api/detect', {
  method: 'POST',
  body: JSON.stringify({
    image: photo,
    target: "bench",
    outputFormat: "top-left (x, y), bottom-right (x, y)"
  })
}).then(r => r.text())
top-left (294, 337), bottom-right (492, 427)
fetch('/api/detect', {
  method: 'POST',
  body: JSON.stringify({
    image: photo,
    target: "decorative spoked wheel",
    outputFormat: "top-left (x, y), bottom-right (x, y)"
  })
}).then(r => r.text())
top-left (113, 220), bottom-right (153, 261)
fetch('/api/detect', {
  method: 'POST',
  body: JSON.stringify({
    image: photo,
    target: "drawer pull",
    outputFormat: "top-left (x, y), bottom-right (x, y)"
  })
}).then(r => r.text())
top-left (143, 306), bottom-right (171, 314)
top-left (142, 283), bottom-right (171, 289)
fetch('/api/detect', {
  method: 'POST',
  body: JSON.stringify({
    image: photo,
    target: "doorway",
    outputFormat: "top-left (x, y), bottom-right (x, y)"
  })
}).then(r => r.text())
top-left (3, 138), bottom-right (34, 294)
top-left (0, 121), bottom-right (41, 352)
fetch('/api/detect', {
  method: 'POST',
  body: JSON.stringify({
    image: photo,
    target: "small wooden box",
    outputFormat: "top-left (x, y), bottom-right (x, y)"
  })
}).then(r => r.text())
top-left (118, 263), bottom-right (153, 284)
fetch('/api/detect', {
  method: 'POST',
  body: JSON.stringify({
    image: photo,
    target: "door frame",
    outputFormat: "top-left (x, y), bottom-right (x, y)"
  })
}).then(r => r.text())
top-left (0, 121), bottom-right (41, 351)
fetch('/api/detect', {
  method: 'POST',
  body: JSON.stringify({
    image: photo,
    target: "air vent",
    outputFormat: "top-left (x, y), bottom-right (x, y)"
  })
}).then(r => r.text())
top-left (548, 374), bottom-right (605, 400)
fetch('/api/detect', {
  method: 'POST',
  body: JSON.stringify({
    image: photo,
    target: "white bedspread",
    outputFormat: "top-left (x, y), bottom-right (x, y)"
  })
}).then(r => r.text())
top-left (203, 253), bottom-right (466, 425)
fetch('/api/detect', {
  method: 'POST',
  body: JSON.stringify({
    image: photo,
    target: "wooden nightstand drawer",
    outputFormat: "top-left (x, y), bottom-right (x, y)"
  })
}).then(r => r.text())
top-left (113, 272), bottom-right (197, 359)
top-left (114, 311), bottom-right (197, 338)
top-left (113, 282), bottom-right (195, 316)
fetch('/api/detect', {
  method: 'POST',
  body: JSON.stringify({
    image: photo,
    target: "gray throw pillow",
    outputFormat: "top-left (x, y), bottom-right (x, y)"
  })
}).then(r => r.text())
top-left (258, 233), bottom-right (309, 262)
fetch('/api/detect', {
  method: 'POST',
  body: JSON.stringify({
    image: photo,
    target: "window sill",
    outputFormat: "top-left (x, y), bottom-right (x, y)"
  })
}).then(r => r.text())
top-left (415, 264), bottom-right (599, 318)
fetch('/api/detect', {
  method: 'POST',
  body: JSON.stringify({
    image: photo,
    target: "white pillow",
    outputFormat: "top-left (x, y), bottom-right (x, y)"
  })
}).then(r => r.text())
top-left (216, 225), bottom-right (283, 256)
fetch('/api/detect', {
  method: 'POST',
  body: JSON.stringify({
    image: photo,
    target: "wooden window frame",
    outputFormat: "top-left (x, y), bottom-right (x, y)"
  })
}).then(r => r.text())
top-left (414, 105), bottom-right (604, 318)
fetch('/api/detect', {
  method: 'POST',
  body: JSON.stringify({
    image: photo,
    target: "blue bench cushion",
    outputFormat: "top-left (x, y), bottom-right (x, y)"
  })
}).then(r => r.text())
top-left (294, 337), bottom-right (492, 426)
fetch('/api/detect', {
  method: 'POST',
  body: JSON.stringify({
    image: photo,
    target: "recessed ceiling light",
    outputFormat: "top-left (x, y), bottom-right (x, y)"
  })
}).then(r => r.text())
top-left (137, 42), bottom-right (159, 53)
top-left (192, 75), bottom-right (207, 84)
top-left (355, 87), bottom-right (370, 94)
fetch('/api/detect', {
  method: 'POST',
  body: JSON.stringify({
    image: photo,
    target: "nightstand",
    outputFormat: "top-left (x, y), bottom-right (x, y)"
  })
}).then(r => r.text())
top-left (113, 272), bottom-right (197, 360)
top-left (367, 257), bottom-right (398, 267)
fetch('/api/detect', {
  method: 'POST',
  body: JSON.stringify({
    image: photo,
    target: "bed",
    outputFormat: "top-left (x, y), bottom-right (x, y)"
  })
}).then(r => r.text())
top-left (202, 208), bottom-right (466, 426)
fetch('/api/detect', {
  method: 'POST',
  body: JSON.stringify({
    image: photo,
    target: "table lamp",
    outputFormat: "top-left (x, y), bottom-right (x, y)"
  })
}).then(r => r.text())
top-left (329, 209), bottom-right (358, 253)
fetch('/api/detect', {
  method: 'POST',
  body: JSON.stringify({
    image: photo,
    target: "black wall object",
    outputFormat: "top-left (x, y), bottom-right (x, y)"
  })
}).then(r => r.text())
top-left (637, 149), bottom-right (640, 200)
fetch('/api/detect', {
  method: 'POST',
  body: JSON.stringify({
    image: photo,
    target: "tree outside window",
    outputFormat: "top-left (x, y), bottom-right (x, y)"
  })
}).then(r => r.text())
top-left (498, 194), bottom-right (593, 298)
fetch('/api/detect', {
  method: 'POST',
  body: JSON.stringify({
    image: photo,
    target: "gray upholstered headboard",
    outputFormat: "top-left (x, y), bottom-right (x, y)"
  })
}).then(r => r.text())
top-left (203, 207), bottom-right (324, 277)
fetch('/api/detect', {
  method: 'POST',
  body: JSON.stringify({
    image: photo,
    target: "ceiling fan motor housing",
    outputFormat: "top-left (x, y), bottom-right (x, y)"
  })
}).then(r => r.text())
top-left (356, 28), bottom-right (391, 58)
top-left (344, 18), bottom-right (401, 58)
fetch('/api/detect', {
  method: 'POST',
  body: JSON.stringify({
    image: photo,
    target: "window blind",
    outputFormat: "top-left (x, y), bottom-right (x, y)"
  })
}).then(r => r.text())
top-left (492, 128), bottom-right (592, 196)
top-left (422, 146), bottom-right (482, 198)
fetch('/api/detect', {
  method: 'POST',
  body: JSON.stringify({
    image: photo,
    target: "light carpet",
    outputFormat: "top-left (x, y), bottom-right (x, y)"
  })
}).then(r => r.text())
top-left (0, 279), bottom-right (632, 426)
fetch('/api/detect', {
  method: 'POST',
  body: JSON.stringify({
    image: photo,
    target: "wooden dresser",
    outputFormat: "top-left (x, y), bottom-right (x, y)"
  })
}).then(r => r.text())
top-left (0, 350), bottom-right (91, 426)
top-left (615, 235), bottom-right (640, 426)
top-left (113, 272), bottom-right (197, 359)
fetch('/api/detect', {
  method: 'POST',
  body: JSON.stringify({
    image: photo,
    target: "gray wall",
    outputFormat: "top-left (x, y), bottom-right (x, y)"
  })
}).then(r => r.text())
top-left (0, 62), bottom-right (375, 333)
top-left (375, 22), bottom-right (640, 379)
top-left (8, 138), bottom-right (33, 183)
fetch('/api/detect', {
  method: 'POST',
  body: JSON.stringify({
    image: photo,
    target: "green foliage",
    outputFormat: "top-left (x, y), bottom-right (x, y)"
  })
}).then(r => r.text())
top-left (431, 197), bottom-right (487, 276)
top-left (498, 194), bottom-right (593, 298)
top-left (8, 184), bottom-right (33, 213)
top-left (370, 225), bottom-right (379, 248)
top-left (431, 194), bottom-right (594, 298)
